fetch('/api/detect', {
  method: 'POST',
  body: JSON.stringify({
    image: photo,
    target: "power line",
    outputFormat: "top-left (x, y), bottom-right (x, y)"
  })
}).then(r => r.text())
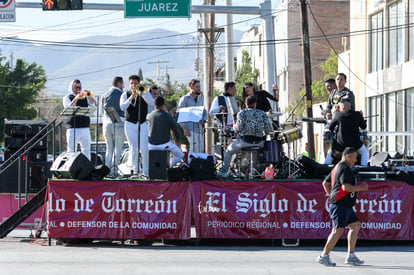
top-left (307, 2), bottom-right (414, 111)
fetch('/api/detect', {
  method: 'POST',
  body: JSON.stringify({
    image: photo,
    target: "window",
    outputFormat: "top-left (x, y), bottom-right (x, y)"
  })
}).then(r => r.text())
top-left (370, 12), bottom-right (383, 72)
top-left (386, 92), bottom-right (396, 152)
top-left (368, 95), bottom-right (383, 153)
top-left (396, 91), bottom-right (404, 153)
top-left (388, 1), bottom-right (403, 66)
top-left (407, 89), bottom-right (414, 154)
top-left (259, 34), bottom-right (263, 57)
top-left (409, 0), bottom-right (414, 60)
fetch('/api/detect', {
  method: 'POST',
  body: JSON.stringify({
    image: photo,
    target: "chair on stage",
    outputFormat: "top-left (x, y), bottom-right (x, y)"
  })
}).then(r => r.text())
top-left (241, 146), bottom-right (262, 179)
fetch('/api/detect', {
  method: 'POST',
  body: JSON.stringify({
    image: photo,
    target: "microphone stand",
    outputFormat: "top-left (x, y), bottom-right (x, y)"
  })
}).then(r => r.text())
top-left (94, 95), bottom-right (100, 167)
top-left (285, 93), bottom-right (306, 123)
top-left (137, 93), bottom-right (141, 177)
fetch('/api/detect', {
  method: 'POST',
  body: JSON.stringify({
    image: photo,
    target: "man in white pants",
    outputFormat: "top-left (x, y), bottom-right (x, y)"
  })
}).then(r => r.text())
top-left (102, 76), bottom-right (125, 177)
top-left (324, 99), bottom-right (368, 166)
top-left (120, 75), bottom-right (149, 178)
top-left (62, 79), bottom-right (96, 160)
top-left (147, 96), bottom-right (184, 168)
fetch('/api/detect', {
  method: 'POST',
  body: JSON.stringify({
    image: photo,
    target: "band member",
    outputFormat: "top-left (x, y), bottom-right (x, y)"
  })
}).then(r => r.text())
top-left (328, 73), bottom-right (356, 114)
top-left (217, 95), bottom-right (273, 179)
top-left (324, 99), bottom-right (368, 166)
top-left (120, 75), bottom-right (149, 178)
top-left (210, 81), bottom-right (239, 127)
top-left (322, 78), bottom-right (337, 120)
top-left (143, 85), bottom-right (159, 114)
top-left (102, 76), bottom-right (125, 177)
top-left (241, 82), bottom-right (278, 112)
top-left (147, 96), bottom-right (184, 168)
top-left (177, 79), bottom-right (206, 153)
top-left (62, 79), bottom-right (96, 160)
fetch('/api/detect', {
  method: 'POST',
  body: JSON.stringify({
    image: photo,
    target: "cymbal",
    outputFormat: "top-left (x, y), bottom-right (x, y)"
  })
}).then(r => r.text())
top-left (267, 111), bottom-right (283, 117)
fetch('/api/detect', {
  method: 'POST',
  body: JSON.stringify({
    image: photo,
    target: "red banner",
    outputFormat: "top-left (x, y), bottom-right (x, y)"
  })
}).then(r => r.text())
top-left (47, 180), bottom-right (191, 240)
top-left (192, 180), bottom-right (414, 240)
top-left (47, 179), bottom-right (414, 240)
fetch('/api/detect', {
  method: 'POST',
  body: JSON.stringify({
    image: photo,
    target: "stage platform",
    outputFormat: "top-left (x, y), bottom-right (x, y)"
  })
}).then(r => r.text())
top-left (44, 178), bottom-right (414, 242)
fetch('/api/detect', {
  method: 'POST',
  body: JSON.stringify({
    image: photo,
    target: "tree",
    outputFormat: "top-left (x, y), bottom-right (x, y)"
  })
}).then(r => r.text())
top-left (285, 50), bottom-right (338, 118)
top-left (235, 50), bottom-right (259, 97)
top-left (0, 54), bottom-right (47, 142)
top-left (138, 68), bottom-right (144, 81)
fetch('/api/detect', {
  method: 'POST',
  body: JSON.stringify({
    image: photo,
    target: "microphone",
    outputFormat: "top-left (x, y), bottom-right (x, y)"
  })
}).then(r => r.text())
top-left (300, 117), bottom-right (327, 124)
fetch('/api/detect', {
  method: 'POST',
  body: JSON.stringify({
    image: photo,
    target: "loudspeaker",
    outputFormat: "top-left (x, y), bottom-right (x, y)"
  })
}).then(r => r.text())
top-left (4, 120), bottom-right (47, 137)
top-left (5, 149), bottom-right (47, 162)
top-left (90, 164), bottom-right (110, 180)
top-left (149, 150), bottom-right (169, 180)
top-left (50, 152), bottom-right (94, 180)
top-left (190, 158), bottom-right (215, 180)
top-left (0, 161), bottom-right (51, 193)
top-left (4, 135), bottom-right (48, 150)
top-left (370, 152), bottom-right (390, 166)
top-left (297, 155), bottom-right (332, 178)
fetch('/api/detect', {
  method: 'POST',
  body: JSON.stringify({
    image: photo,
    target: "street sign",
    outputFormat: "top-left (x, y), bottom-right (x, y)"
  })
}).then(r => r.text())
top-left (0, 0), bottom-right (15, 22)
top-left (124, 0), bottom-right (191, 18)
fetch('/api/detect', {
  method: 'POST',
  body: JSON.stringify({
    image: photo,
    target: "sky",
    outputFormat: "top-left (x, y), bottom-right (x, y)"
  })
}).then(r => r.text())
top-left (1, 0), bottom-right (282, 41)
top-left (0, 0), bottom-right (282, 95)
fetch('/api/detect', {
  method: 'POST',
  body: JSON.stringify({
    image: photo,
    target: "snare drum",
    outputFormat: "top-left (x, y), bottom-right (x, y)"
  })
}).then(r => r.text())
top-left (261, 140), bottom-right (283, 163)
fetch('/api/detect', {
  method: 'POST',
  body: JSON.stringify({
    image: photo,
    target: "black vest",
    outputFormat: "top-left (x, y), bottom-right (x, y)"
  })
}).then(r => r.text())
top-left (125, 91), bottom-right (148, 124)
top-left (64, 94), bottom-right (90, 128)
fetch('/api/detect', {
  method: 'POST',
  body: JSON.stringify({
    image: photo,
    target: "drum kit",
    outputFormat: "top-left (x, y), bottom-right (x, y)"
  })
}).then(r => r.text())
top-left (212, 111), bottom-right (307, 179)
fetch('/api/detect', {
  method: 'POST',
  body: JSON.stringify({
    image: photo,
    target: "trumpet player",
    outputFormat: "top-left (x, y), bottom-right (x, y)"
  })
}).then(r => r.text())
top-left (120, 75), bottom-right (149, 178)
top-left (62, 79), bottom-right (96, 160)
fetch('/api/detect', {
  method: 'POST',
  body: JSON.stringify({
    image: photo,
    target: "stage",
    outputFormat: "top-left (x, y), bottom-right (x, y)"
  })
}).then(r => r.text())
top-left (45, 178), bottom-right (414, 241)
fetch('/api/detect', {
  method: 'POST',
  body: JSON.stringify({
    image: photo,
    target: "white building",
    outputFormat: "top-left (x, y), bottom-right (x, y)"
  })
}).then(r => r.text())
top-left (350, 0), bottom-right (414, 156)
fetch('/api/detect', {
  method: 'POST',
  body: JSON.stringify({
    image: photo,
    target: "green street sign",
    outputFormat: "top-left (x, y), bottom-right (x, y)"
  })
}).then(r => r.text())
top-left (124, 0), bottom-right (191, 18)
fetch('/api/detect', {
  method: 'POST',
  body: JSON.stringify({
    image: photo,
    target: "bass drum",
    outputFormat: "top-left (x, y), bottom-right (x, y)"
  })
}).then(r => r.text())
top-left (261, 140), bottom-right (283, 163)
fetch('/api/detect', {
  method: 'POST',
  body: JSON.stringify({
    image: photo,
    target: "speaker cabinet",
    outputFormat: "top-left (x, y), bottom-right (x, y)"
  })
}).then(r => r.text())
top-left (149, 150), bottom-right (169, 180)
top-left (50, 152), bottom-right (93, 180)
top-left (0, 161), bottom-right (51, 193)
top-left (4, 120), bottom-right (47, 137)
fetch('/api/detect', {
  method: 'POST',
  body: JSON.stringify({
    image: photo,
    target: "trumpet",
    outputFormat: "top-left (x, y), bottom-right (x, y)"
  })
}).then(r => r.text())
top-left (134, 84), bottom-right (146, 94)
top-left (83, 90), bottom-right (93, 97)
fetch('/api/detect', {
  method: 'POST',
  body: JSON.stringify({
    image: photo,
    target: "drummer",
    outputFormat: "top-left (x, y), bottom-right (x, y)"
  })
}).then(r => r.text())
top-left (217, 95), bottom-right (274, 179)
top-left (242, 82), bottom-right (281, 130)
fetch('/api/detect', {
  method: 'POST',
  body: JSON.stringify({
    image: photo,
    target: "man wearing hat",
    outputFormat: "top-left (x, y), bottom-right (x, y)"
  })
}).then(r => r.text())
top-left (324, 98), bottom-right (368, 166)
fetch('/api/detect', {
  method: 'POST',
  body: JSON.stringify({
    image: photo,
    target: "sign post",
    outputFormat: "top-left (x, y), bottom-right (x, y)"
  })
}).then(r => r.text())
top-left (0, 0), bottom-right (15, 22)
top-left (124, 0), bottom-right (191, 18)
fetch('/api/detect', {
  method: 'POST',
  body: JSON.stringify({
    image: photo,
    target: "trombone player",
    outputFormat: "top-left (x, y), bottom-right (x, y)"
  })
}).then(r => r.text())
top-left (120, 75), bottom-right (149, 178)
top-left (62, 79), bottom-right (96, 160)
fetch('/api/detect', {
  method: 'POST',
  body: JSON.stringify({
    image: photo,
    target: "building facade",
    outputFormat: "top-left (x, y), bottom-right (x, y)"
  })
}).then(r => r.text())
top-left (237, 0), bottom-right (350, 114)
top-left (350, 0), bottom-right (414, 156)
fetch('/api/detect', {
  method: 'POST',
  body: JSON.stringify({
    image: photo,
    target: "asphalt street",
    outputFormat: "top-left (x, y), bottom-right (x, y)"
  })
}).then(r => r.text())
top-left (0, 229), bottom-right (413, 275)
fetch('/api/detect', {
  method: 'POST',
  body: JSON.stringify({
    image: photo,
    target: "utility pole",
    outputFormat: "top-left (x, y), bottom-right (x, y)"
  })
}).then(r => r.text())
top-left (299, 0), bottom-right (315, 160)
top-left (199, 0), bottom-right (224, 155)
top-left (148, 60), bottom-right (169, 85)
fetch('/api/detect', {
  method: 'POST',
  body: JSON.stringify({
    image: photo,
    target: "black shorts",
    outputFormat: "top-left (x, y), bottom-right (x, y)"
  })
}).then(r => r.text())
top-left (329, 204), bottom-right (359, 228)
